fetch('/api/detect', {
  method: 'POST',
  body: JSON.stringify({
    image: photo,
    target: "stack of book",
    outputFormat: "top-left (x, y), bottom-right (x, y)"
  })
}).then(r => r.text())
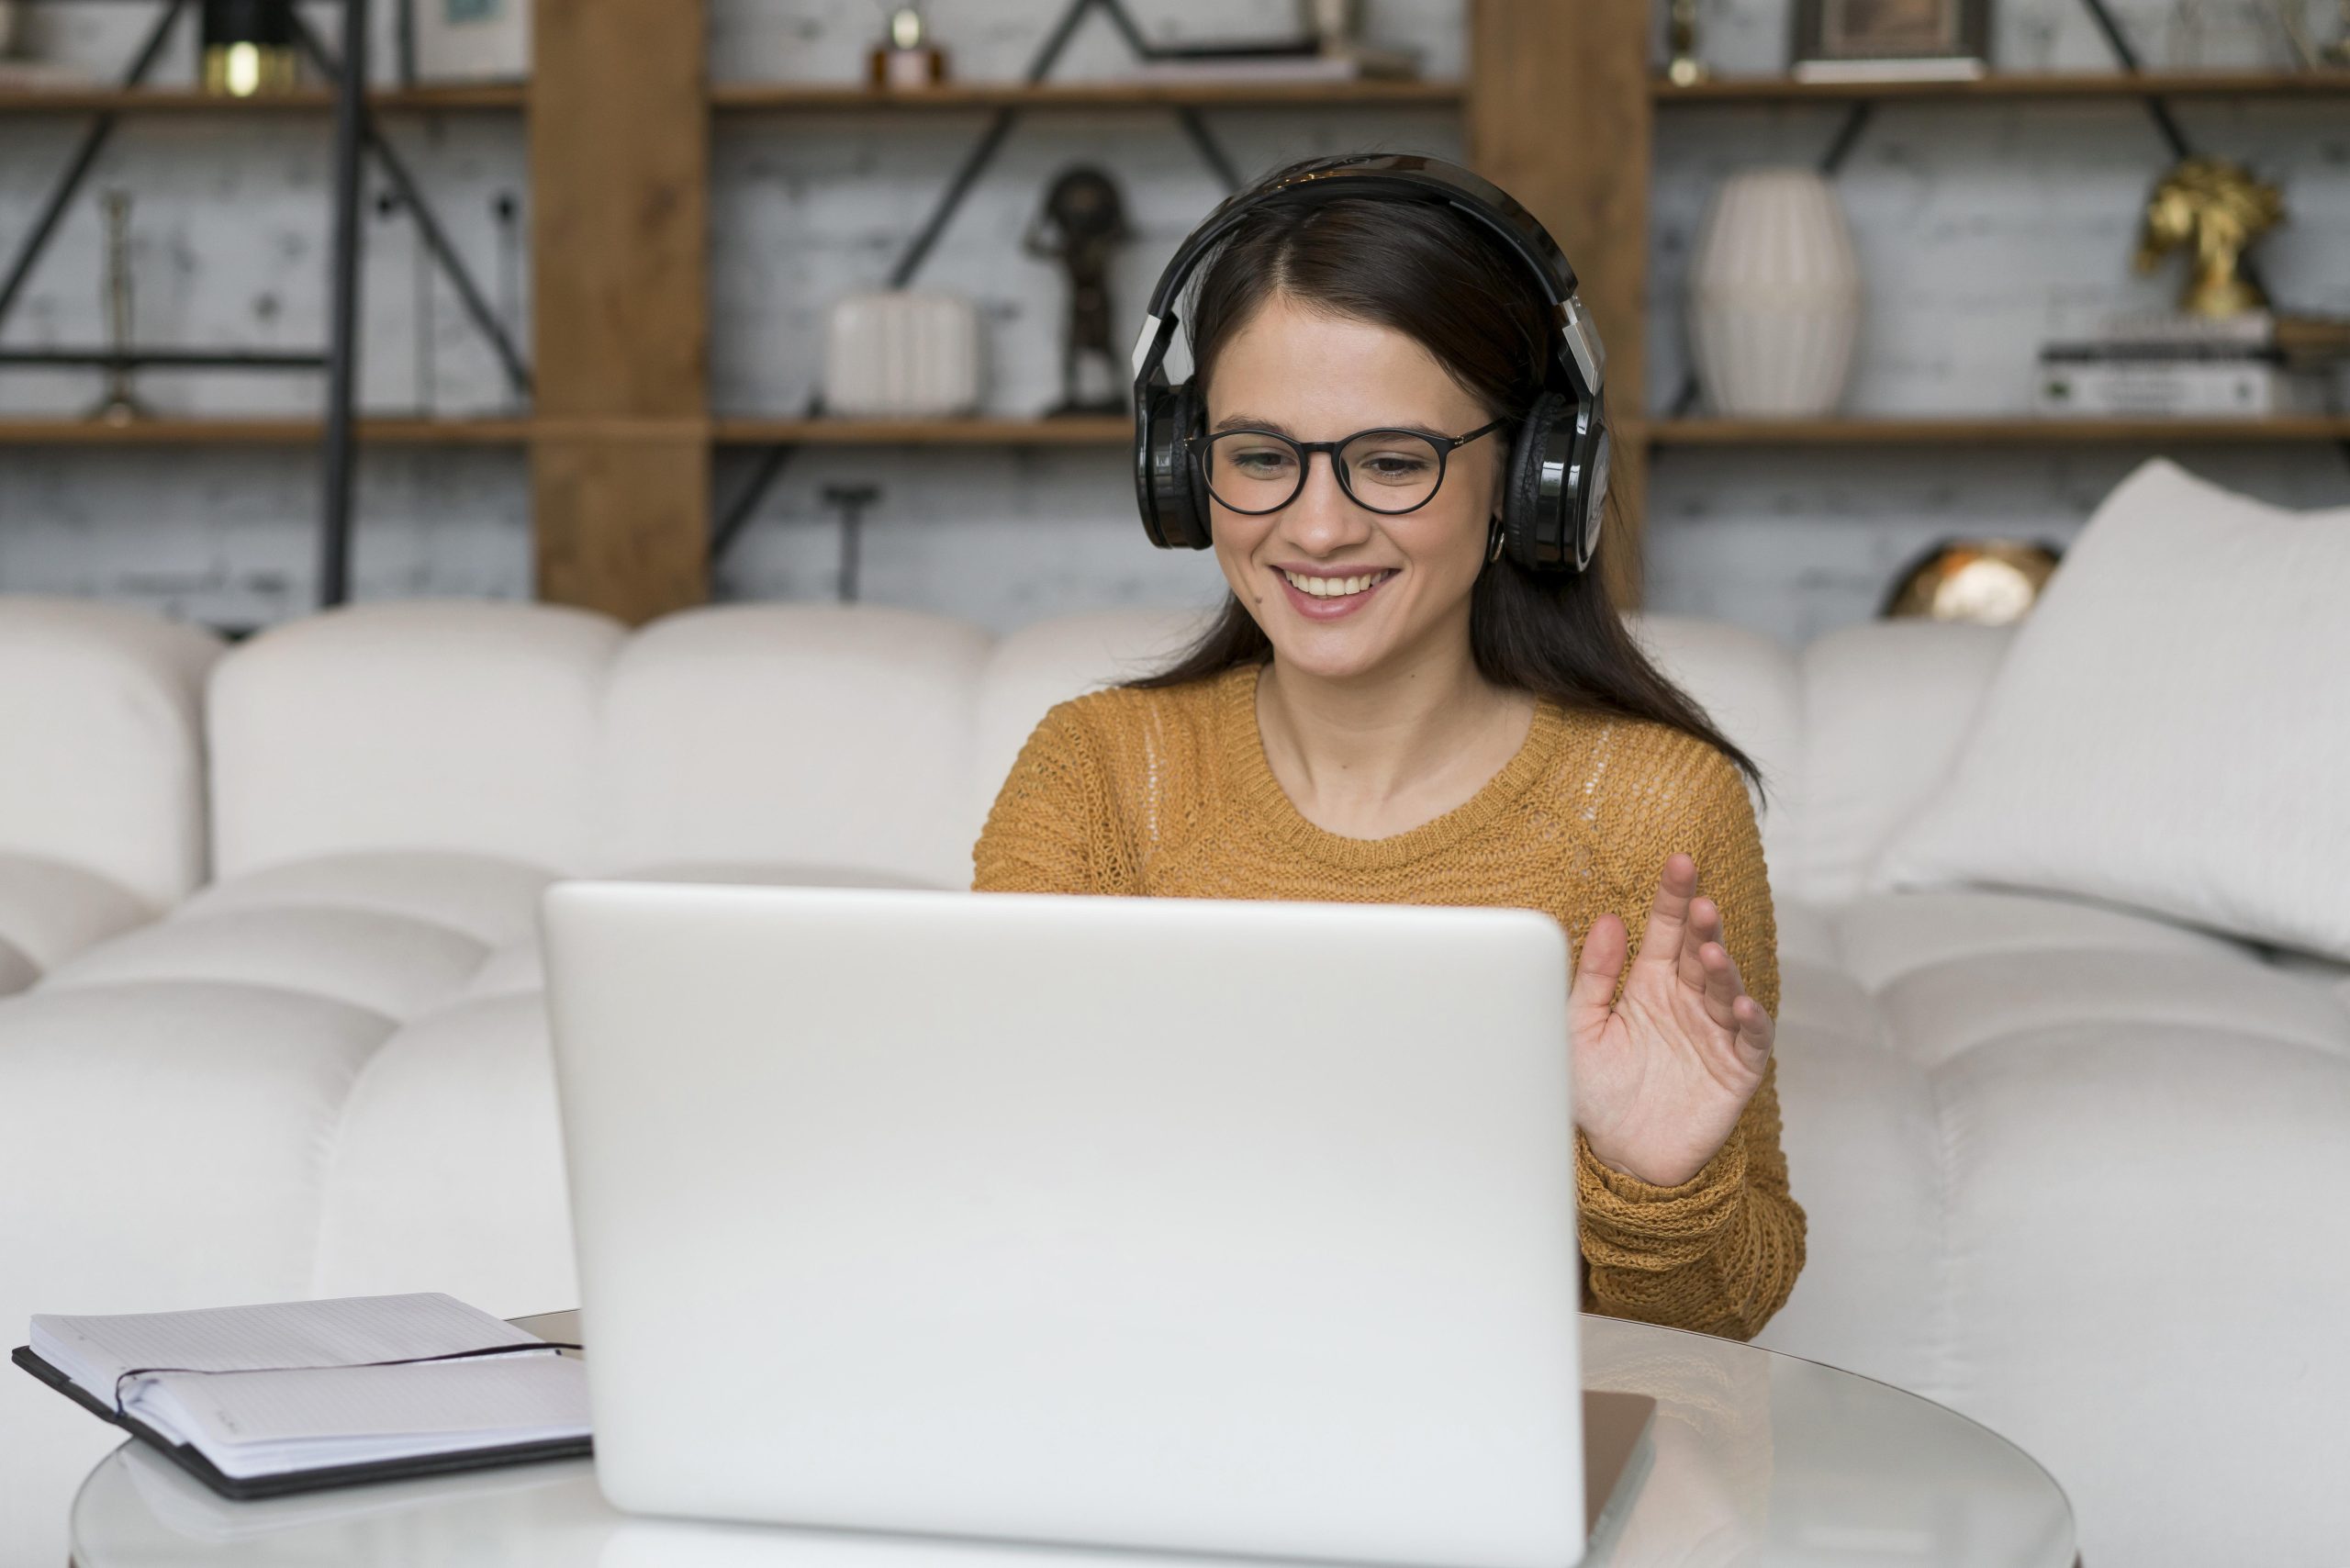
top-left (2033, 310), bottom-right (2344, 419)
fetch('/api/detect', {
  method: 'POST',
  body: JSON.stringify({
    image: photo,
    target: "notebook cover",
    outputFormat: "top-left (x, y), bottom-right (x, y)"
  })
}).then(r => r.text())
top-left (11, 1345), bottom-right (591, 1501)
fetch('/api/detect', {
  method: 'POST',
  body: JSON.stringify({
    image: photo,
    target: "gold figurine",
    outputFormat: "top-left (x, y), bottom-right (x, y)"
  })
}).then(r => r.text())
top-left (2132, 157), bottom-right (2286, 319)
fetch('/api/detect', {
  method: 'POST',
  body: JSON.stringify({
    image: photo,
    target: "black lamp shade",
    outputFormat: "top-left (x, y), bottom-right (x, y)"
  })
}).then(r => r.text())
top-left (201, 0), bottom-right (297, 48)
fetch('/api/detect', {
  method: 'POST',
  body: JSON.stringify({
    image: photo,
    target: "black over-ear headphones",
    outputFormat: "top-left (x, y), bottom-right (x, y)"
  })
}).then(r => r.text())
top-left (1131, 153), bottom-right (1610, 575)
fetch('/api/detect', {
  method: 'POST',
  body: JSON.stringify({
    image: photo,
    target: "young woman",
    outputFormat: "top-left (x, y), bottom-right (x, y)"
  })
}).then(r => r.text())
top-left (974, 155), bottom-right (1804, 1341)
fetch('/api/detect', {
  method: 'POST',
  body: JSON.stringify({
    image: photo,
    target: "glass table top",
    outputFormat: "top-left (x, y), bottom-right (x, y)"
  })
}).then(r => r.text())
top-left (71, 1312), bottom-right (2075, 1568)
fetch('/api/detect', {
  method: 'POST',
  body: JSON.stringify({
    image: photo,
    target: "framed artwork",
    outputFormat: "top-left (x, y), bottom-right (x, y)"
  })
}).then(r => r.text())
top-left (1792, 0), bottom-right (1992, 76)
top-left (413, 0), bottom-right (530, 83)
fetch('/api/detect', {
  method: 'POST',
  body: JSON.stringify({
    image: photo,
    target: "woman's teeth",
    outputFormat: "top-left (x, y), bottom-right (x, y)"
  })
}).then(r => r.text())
top-left (1281, 568), bottom-right (1394, 599)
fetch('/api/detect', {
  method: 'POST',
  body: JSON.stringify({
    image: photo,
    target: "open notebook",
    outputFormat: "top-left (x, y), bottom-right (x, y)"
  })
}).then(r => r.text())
top-left (16, 1293), bottom-right (590, 1499)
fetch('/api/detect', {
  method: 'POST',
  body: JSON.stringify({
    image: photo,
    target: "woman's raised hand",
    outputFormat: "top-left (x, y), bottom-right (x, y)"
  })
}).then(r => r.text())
top-left (1569, 852), bottom-right (1775, 1189)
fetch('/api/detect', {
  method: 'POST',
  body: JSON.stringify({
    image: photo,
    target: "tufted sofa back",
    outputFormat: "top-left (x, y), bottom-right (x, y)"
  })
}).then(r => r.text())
top-left (200, 599), bottom-right (2018, 899)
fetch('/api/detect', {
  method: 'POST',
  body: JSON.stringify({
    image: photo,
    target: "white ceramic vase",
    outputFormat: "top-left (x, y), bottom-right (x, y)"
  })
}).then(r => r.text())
top-left (823, 290), bottom-right (983, 419)
top-left (1686, 168), bottom-right (1863, 418)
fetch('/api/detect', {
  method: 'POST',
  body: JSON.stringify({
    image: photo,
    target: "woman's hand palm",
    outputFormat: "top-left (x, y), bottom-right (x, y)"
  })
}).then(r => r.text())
top-left (1570, 853), bottom-right (1774, 1190)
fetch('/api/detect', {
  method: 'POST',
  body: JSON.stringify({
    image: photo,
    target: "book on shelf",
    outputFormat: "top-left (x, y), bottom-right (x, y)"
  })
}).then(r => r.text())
top-left (1791, 56), bottom-right (1988, 83)
top-left (1134, 45), bottom-right (1423, 84)
top-left (2032, 358), bottom-right (2331, 417)
top-left (15, 1293), bottom-right (590, 1499)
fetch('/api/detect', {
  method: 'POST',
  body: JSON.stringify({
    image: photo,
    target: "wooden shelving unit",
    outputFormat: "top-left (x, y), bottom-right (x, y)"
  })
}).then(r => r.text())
top-left (11, 3), bottom-right (2339, 622)
top-left (0, 84), bottom-right (527, 113)
top-left (1654, 69), bottom-right (2350, 103)
top-left (711, 80), bottom-right (1464, 112)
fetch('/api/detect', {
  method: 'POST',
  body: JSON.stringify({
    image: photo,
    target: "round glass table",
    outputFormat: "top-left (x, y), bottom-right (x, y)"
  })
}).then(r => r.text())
top-left (70, 1312), bottom-right (2075, 1568)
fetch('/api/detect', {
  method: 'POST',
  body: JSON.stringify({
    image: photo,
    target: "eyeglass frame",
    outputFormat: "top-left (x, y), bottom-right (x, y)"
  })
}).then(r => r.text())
top-left (1192, 418), bottom-right (1512, 518)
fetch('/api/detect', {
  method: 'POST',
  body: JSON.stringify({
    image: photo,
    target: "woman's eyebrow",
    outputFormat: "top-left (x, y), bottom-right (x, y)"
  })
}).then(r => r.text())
top-left (1209, 416), bottom-right (1458, 439)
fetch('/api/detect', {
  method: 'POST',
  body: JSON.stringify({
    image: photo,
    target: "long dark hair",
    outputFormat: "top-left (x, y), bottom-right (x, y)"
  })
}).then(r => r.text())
top-left (1128, 155), bottom-right (1769, 806)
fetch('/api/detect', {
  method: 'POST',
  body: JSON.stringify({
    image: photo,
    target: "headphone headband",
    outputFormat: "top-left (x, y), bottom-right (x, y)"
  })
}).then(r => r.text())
top-left (1129, 154), bottom-right (1606, 404)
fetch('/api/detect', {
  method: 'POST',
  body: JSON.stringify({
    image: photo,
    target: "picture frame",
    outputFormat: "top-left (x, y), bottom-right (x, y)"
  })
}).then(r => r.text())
top-left (1791, 0), bottom-right (1992, 79)
top-left (412, 0), bottom-right (530, 84)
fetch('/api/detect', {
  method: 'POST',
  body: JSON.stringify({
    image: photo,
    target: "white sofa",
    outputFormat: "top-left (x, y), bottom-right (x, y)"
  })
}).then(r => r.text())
top-left (2, 596), bottom-right (2345, 1568)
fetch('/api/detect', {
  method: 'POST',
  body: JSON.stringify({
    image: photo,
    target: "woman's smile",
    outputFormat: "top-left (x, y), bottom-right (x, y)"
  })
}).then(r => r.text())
top-left (1274, 564), bottom-right (1399, 619)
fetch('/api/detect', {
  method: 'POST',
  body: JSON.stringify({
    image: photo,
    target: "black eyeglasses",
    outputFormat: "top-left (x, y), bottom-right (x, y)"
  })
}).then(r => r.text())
top-left (1196, 419), bottom-right (1510, 518)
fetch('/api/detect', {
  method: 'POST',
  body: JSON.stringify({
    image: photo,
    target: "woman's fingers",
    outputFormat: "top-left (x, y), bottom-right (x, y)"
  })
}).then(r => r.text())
top-left (1571, 909), bottom-right (1628, 1016)
top-left (1636, 853), bottom-right (1698, 976)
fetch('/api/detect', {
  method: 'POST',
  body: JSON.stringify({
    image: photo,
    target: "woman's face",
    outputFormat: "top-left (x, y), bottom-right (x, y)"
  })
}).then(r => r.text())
top-left (1202, 292), bottom-right (1504, 685)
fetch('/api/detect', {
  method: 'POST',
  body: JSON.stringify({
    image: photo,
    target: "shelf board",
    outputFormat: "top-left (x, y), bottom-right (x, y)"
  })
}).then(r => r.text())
top-left (711, 79), bottom-right (1465, 113)
top-left (716, 416), bottom-right (1132, 445)
top-left (1647, 415), bottom-right (2350, 445)
top-left (1654, 70), bottom-right (2350, 104)
top-left (0, 84), bottom-right (527, 115)
top-left (0, 417), bottom-right (533, 445)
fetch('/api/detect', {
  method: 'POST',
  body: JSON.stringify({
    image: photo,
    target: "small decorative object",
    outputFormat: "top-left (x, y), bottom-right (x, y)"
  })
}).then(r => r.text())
top-left (2133, 156), bottom-right (2284, 319)
top-left (869, 3), bottom-right (947, 90)
top-left (1880, 540), bottom-right (2063, 625)
top-left (1685, 168), bottom-right (1863, 418)
top-left (1666, 0), bottom-right (1710, 85)
top-left (88, 191), bottom-right (153, 427)
top-left (1024, 166), bottom-right (1132, 418)
top-left (415, 0), bottom-right (529, 84)
top-left (2327, 0), bottom-right (2350, 62)
top-left (823, 291), bottom-right (983, 419)
top-left (1792, 0), bottom-right (1990, 81)
top-left (200, 0), bottom-right (300, 97)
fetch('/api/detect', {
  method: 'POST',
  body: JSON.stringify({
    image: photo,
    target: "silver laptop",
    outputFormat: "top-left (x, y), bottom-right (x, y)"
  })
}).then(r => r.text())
top-left (542, 882), bottom-right (1586, 1568)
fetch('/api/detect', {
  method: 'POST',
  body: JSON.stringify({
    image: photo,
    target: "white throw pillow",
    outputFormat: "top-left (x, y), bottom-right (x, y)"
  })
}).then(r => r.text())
top-left (1867, 457), bottom-right (2350, 962)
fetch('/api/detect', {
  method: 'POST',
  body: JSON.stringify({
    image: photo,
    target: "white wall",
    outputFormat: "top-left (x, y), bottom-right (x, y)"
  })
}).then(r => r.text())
top-left (0, 0), bottom-right (2344, 639)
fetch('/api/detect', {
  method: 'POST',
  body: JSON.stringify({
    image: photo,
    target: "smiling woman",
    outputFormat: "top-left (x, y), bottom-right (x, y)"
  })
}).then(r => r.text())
top-left (973, 155), bottom-right (1806, 1342)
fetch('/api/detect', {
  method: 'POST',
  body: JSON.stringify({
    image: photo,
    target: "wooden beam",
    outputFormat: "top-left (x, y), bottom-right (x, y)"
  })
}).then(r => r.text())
top-left (530, 0), bottom-right (709, 622)
top-left (1470, 0), bottom-right (1652, 611)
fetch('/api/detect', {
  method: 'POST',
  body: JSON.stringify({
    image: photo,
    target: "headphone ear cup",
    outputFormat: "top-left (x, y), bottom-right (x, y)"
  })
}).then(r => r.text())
top-left (1174, 384), bottom-right (1213, 546)
top-left (1505, 391), bottom-right (1576, 573)
top-left (1136, 379), bottom-right (1213, 551)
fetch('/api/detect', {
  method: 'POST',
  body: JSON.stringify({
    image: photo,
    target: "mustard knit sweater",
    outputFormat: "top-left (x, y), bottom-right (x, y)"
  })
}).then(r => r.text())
top-left (970, 661), bottom-right (1806, 1341)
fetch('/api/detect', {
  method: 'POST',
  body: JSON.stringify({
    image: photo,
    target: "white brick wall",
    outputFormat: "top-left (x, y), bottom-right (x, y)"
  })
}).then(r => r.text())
top-left (0, 0), bottom-right (2343, 639)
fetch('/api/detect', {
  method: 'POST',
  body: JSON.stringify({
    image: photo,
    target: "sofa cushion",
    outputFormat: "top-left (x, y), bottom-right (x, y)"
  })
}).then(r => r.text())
top-left (0, 598), bottom-right (220, 913)
top-left (207, 601), bottom-right (624, 878)
top-left (592, 605), bottom-right (994, 890)
top-left (1871, 457), bottom-right (2350, 961)
top-left (0, 853), bottom-right (153, 990)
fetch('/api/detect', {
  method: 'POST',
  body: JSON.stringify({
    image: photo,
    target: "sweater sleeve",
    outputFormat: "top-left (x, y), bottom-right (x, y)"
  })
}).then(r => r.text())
top-left (971, 701), bottom-right (1133, 896)
top-left (1576, 747), bottom-right (1807, 1342)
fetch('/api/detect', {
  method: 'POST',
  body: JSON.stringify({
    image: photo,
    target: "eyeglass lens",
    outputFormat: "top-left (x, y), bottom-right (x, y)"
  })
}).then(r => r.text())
top-left (1203, 430), bottom-right (1452, 516)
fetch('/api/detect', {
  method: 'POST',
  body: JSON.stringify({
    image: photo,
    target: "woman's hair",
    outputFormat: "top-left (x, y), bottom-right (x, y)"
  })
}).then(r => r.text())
top-left (1127, 155), bottom-right (1769, 804)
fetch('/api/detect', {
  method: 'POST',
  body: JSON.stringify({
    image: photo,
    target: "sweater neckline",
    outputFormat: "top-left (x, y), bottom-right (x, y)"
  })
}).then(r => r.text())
top-left (1216, 662), bottom-right (1570, 871)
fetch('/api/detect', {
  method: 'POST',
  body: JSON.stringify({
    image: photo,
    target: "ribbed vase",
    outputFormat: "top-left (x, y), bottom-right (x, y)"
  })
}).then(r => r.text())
top-left (1686, 168), bottom-right (1863, 418)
